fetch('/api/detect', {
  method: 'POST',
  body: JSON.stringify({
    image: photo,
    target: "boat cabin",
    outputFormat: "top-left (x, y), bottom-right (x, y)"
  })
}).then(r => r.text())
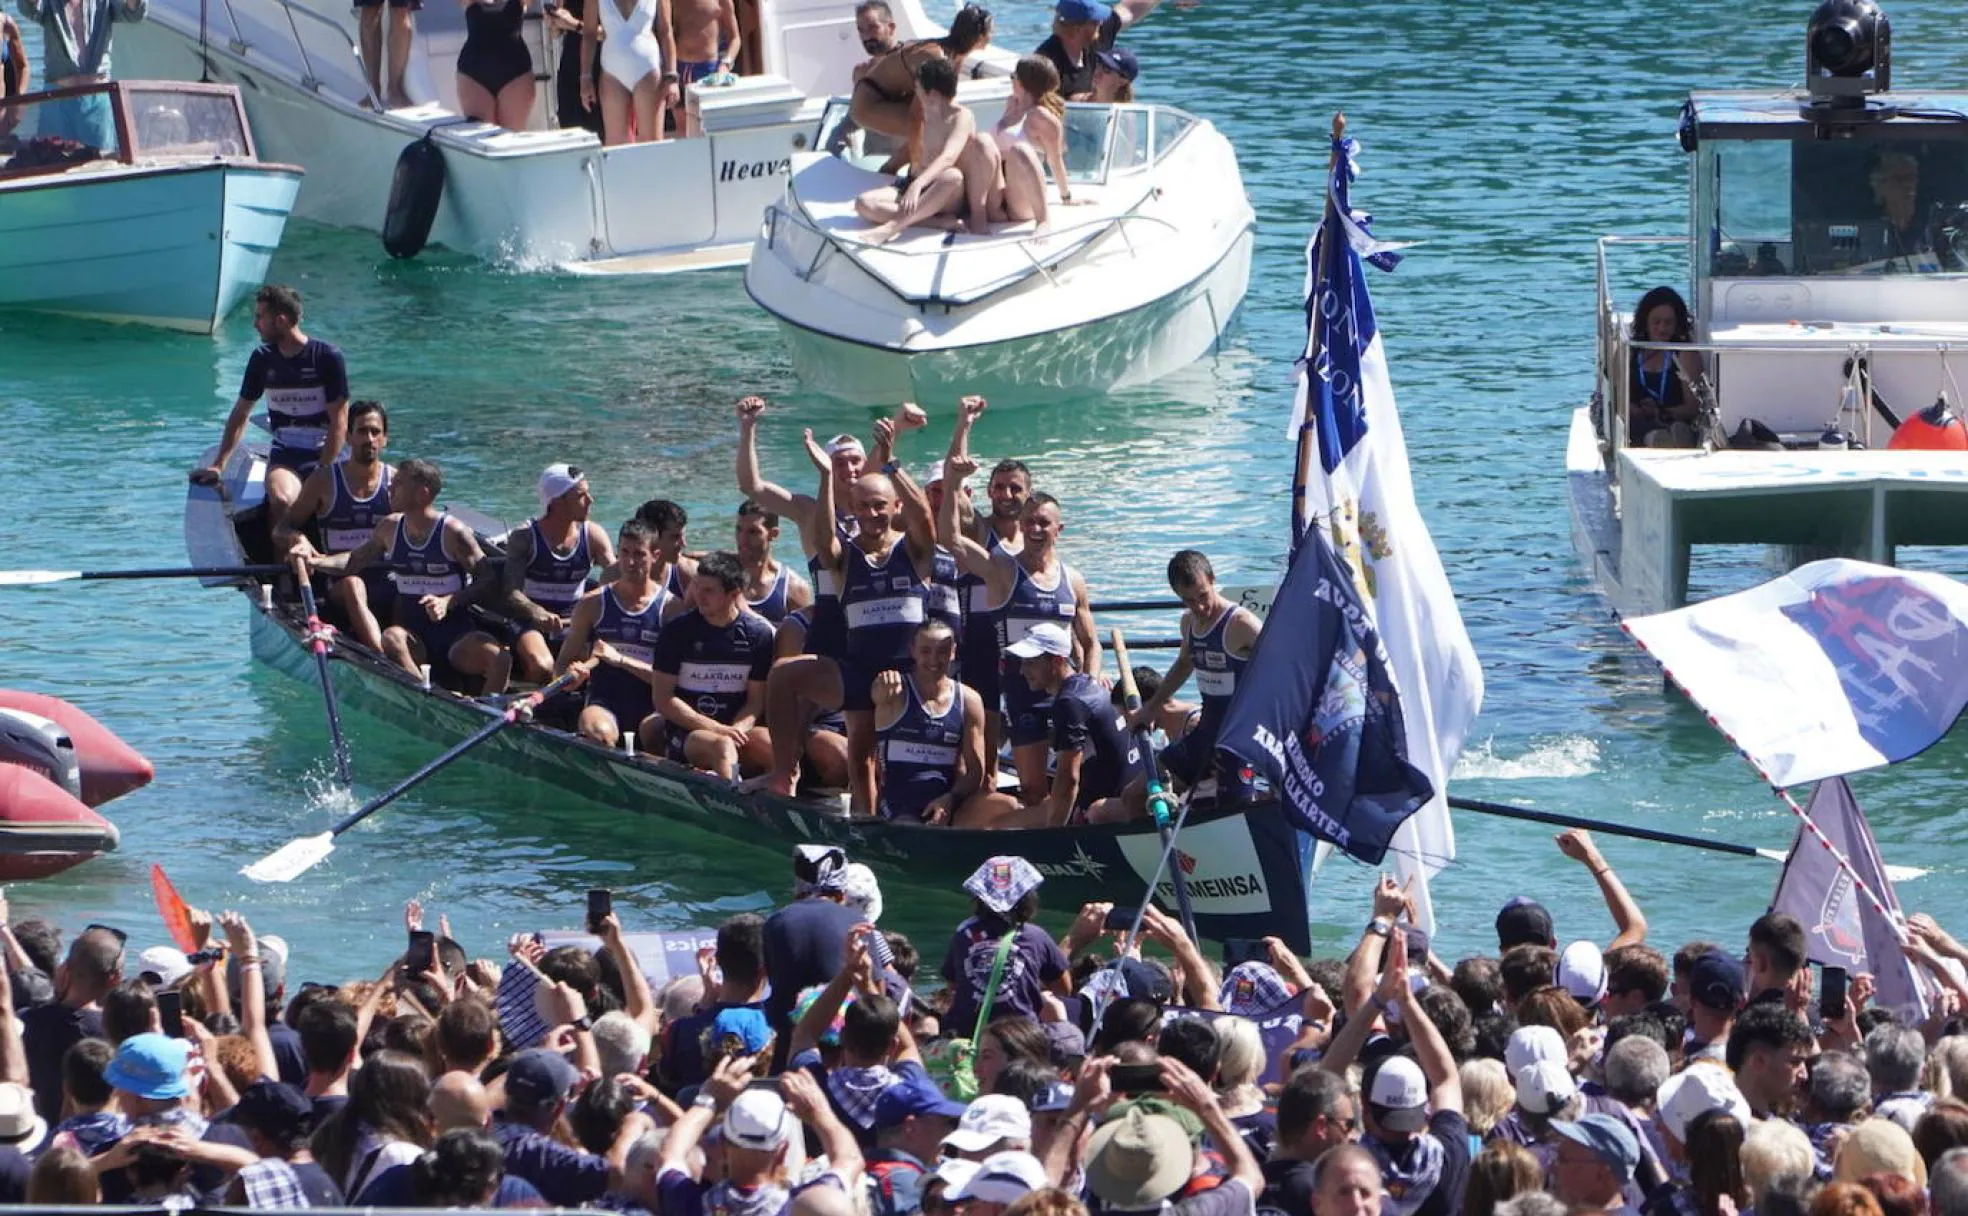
top-left (1573, 0), bottom-right (1968, 616)
top-left (0, 81), bottom-right (257, 179)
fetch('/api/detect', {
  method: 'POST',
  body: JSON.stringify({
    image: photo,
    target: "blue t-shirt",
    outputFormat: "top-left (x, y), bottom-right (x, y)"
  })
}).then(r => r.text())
top-left (357, 1159), bottom-right (547, 1208)
top-left (492, 1114), bottom-right (612, 1206)
top-left (940, 917), bottom-right (1069, 1033)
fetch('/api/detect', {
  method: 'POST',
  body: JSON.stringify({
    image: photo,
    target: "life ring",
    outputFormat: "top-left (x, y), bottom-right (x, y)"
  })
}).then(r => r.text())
top-left (383, 135), bottom-right (446, 259)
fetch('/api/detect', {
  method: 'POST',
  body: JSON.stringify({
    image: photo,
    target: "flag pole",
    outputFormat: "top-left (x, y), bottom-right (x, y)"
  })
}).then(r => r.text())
top-left (1292, 112), bottom-right (1347, 548)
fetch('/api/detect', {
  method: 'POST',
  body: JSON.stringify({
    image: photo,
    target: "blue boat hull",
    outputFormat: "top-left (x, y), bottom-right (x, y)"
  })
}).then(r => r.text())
top-left (0, 160), bottom-right (301, 333)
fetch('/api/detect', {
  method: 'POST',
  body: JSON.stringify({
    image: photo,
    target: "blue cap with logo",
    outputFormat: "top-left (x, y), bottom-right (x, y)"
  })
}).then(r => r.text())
top-left (104, 1033), bottom-right (190, 1101)
top-left (1055, 0), bottom-right (1111, 22)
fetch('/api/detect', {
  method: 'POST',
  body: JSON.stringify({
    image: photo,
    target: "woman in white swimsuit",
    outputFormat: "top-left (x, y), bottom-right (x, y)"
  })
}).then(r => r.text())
top-left (580, 0), bottom-right (677, 145)
top-left (990, 56), bottom-right (1077, 230)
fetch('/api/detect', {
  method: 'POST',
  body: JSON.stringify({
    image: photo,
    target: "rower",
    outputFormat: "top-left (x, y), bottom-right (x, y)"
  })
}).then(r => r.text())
top-left (502, 464), bottom-right (616, 685)
top-left (735, 499), bottom-right (811, 624)
top-left (643, 551), bottom-right (775, 780)
top-left (943, 395), bottom-right (1032, 782)
top-left (557, 517), bottom-right (668, 749)
top-left (872, 620), bottom-right (1009, 825)
top-left (763, 428), bottom-right (936, 811)
top-left (191, 285), bottom-right (350, 527)
top-left (304, 459), bottom-right (511, 694)
top-left (918, 464), bottom-right (966, 650)
top-left (1124, 549), bottom-right (1261, 811)
top-left (1002, 622), bottom-right (1142, 827)
top-left (935, 452), bottom-right (1097, 806)
top-left (632, 499), bottom-right (697, 602)
top-left (771, 605), bottom-right (851, 791)
top-left (272, 400), bottom-right (394, 651)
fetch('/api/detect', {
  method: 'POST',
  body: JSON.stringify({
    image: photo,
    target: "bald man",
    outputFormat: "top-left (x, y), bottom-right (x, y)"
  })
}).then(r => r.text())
top-left (1312, 1145), bottom-right (1384, 1216)
top-left (432, 1071), bottom-right (492, 1131)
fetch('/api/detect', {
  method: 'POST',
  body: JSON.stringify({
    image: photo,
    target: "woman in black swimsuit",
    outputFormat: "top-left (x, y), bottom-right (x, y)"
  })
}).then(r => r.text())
top-left (457, 0), bottom-right (536, 130)
top-left (848, 4), bottom-right (991, 140)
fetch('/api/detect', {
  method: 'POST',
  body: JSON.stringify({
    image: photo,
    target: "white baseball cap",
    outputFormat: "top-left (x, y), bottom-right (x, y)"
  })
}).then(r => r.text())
top-left (1366, 1055), bottom-right (1428, 1133)
top-left (947, 1150), bottom-right (1048, 1204)
top-left (1505, 1025), bottom-right (1568, 1078)
top-left (1557, 940), bottom-right (1608, 1006)
top-left (922, 461), bottom-right (946, 486)
top-left (1656, 1066), bottom-right (1752, 1144)
top-left (723, 1087), bottom-right (794, 1151)
top-left (1515, 1059), bottom-right (1577, 1116)
top-left (1004, 622), bottom-right (1072, 660)
top-left (537, 463), bottom-right (586, 509)
top-left (137, 946), bottom-right (193, 989)
top-left (942, 1094), bottom-right (1032, 1153)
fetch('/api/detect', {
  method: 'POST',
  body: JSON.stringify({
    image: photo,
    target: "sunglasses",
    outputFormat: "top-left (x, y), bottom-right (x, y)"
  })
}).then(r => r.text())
top-left (85, 923), bottom-right (128, 946)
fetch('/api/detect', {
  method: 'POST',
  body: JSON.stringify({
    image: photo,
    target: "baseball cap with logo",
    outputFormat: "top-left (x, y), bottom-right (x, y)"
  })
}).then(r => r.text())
top-left (942, 1094), bottom-right (1032, 1154)
top-left (105, 1033), bottom-right (190, 1101)
top-left (1688, 950), bottom-right (1746, 1012)
top-left (1004, 622), bottom-right (1072, 660)
top-left (1365, 1054), bottom-right (1428, 1134)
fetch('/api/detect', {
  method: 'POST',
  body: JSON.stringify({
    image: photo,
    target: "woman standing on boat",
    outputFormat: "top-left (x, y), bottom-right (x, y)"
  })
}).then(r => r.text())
top-left (456, 0), bottom-right (538, 131)
top-left (1629, 286), bottom-right (1703, 448)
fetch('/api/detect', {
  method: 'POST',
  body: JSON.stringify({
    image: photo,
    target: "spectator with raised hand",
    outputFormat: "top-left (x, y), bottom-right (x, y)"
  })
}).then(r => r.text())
top-left (1079, 1055), bottom-right (1261, 1216)
top-left (217, 910), bottom-right (280, 1087)
top-left (1136, 902), bottom-right (1220, 1009)
top-left (660, 1054), bottom-right (864, 1216)
top-left (1321, 928), bottom-right (1469, 1216)
top-left (661, 912), bottom-right (769, 1094)
top-left (0, 893), bottom-right (54, 1011)
top-left (493, 1045), bottom-right (650, 1205)
top-left (792, 921), bottom-right (935, 1143)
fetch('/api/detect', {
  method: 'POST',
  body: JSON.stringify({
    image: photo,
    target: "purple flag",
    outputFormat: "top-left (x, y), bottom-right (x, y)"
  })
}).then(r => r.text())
top-left (1771, 778), bottom-right (1929, 1022)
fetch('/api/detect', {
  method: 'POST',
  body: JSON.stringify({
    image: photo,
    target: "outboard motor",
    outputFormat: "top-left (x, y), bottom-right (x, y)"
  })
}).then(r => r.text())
top-left (0, 710), bottom-right (83, 801)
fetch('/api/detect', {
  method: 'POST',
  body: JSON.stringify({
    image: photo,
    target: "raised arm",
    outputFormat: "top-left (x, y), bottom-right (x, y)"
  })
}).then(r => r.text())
top-left (600, 914), bottom-right (659, 1036)
top-left (805, 429), bottom-right (843, 571)
top-left (1113, 0), bottom-right (1162, 32)
top-left (1342, 874), bottom-right (1410, 1015)
top-left (736, 397), bottom-right (811, 521)
top-left (219, 910), bottom-right (280, 1083)
top-left (1556, 830), bottom-right (1648, 949)
top-left (782, 1068), bottom-right (864, 1187)
top-left (1164, 1056), bottom-right (1262, 1197)
top-left (936, 455), bottom-right (1003, 585)
top-left (1386, 931), bottom-right (1461, 1113)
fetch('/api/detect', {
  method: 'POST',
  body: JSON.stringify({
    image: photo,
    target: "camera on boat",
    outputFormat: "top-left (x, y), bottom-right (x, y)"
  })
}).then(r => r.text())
top-left (1803, 0), bottom-right (1891, 116)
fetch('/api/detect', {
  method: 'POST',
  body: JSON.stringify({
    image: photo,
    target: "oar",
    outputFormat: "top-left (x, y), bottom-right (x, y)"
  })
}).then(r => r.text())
top-left (1447, 793), bottom-right (1926, 881)
top-left (1111, 629), bottom-right (1198, 941)
top-left (243, 670), bottom-right (581, 883)
top-left (297, 581), bottom-right (354, 787)
top-left (0, 565), bottom-right (286, 586)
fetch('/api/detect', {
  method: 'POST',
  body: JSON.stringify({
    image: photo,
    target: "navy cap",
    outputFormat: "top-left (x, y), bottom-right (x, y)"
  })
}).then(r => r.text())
top-left (504, 1048), bottom-right (580, 1110)
top-left (1055, 0), bottom-right (1111, 21)
top-left (1688, 950), bottom-right (1746, 1012)
top-left (874, 1076), bottom-right (967, 1130)
top-left (232, 1080), bottom-right (315, 1141)
top-left (1496, 897), bottom-right (1555, 950)
top-left (1094, 46), bottom-right (1138, 82)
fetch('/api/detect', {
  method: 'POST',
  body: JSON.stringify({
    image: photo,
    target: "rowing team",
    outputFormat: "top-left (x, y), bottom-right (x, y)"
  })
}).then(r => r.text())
top-left (268, 394), bottom-right (1262, 830)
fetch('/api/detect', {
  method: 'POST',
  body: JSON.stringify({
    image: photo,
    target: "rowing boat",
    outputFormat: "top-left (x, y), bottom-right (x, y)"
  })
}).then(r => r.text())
top-left (184, 449), bottom-right (1317, 949)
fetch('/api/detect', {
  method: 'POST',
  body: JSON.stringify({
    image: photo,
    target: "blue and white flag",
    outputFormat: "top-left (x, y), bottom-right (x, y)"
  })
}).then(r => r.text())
top-left (1217, 526), bottom-right (1436, 866)
top-left (1281, 135), bottom-right (1483, 934)
top-left (1771, 777), bottom-right (1930, 1022)
top-left (1623, 559), bottom-right (1968, 788)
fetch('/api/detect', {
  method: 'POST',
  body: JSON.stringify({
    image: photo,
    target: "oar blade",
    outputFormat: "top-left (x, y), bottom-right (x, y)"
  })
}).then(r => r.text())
top-left (0, 571), bottom-right (82, 587)
top-left (1752, 847), bottom-right (1925, 882)
top-left (242, 833), bottom-right (336, 883)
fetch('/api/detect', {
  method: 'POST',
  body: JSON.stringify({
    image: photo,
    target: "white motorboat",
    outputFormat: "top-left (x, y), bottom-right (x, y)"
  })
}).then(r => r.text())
top-left (743, 96), bottom-right (1255, 404)
top-left (0, 81), bottom-right (301, 332)
top-left (1568, 0), bottom-right (1968, 619)
top-left (112, 0), bottom-right (1006, 270)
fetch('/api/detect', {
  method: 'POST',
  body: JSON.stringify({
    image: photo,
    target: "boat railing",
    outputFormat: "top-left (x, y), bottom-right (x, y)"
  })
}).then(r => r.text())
top-left (206, 0), bottom-right (381, 109)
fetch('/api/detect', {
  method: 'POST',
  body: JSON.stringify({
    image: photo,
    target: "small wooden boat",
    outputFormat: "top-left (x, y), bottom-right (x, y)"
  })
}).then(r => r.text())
top-left (0, 81), bottom-right (301, 332)
top-left (186, 448), bottom-right (1315, 948)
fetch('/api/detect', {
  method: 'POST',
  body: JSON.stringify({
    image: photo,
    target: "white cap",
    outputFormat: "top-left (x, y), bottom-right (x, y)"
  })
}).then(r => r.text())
top-left (842, 862), bottom-right (884, 924)
top-left (1505, 1025), bottom-right (1568, 1078)
top-left (723, 1087), bottom-right (794, 1151)
top-left (824, 434), bottom-right (865, 458)
top-left (942, 1094), bottom-right (1032, 1153)
top-left (137, 947), bottom-right (193, 989)
top-left (922, 461), bottom-right (946, 486)
top-left (1515, 1060), bottom-right (1577, 1116)
top-left (1366, 1055), bottom-right (1428, 1134)
top-left (1557, 940), bottom-right (1608, 1006)
top-left (1004, 622), bottom-right (1072, 660)
top-left (1656, 1066), bottom-right (1752, 1144)
top-left (537, 463), bottom-right (586, 509)
top-left (947, 1150), bottom-right (1048, 1203)
top-left (932, 1158), bottom-right (982, 1195)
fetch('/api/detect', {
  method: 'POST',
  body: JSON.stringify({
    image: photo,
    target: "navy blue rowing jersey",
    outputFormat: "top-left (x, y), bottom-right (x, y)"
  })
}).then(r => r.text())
top-left (1051, 673), bottom-right (1145, 810)
top-left (879, 679), bottom-right (965, 821)
top-left (750, 564), bottom-right (792, 624)
top-left (321, 463), bottom-right (392, 553)
top-left (387, 514), bottom-right (463, 597)
top-left (652, 609), bottom-right (776, 725)
top-left (240, 339), bottom-right (349, 463)
top-left (588, 582), bottom-right (668, 715)
top-left (839, 536), bottom-right (925, 665)
top-left (520, 519), bottom-right (594, 619)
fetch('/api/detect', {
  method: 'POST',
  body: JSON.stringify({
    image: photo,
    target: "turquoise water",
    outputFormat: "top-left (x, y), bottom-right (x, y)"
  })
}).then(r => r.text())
top-left (5, 0), bottom-right (1968, 981)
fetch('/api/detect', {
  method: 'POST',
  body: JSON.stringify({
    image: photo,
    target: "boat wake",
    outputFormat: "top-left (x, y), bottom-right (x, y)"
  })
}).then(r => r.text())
top-left (1453, 736), bottom-right (1601, 781)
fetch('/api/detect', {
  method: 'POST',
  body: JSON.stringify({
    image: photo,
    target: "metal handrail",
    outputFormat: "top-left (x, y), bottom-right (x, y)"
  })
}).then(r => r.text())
top-left (211, 0), bottom-right (380, 109)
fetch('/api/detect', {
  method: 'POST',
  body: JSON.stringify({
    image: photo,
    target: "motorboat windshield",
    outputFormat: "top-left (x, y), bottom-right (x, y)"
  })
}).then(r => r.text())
top-left (0, 82), bottom-right (255, 178)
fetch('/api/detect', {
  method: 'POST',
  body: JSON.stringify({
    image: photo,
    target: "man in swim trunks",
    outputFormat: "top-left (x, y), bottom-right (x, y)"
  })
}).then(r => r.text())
top-left (735, 500), bottom-right (811, 625)
top-left (935, 452), bottom-right (1098, 807)
top-left (501, 464), bottom-right (616, 684)
top-left (854, 57), bottom-right (986, 246)
top-left (667, 0), bottom-right (738, 134)
top-left (193, 285), bottom-right (349, 530)
top-left (273, 400), bottom-right (395, 651)
top-left (847, 2), bottom-right (991, 142)
top-left (559, 517), bottom-right (669, 748)
top-left (302, 460), bottom-right (512, 693)
top-left (646, 551), bottom-right (775, 780)
top-left (354, 0), bottom-right (421, 108)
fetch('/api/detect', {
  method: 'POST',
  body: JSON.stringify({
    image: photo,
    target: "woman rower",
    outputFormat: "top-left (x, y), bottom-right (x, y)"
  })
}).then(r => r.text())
top-left (846, 3), bottom-right (992, 143)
